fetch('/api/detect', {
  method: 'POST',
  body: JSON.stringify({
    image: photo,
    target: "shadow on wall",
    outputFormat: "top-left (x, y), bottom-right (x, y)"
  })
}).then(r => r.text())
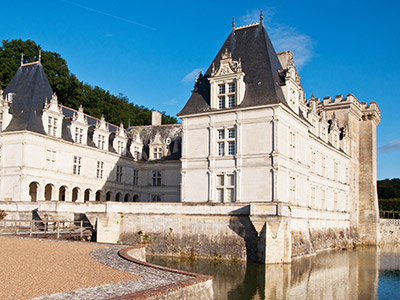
top-left (228, 215), bottom-right (259, 262)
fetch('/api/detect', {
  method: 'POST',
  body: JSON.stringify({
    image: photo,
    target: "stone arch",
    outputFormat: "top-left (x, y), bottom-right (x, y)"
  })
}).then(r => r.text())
top-left (95, 190), bottom-right (102, 201)
top-left (106, 191), bottom-right (112, 201)
top-left (59, 186), bottom-right (68, 201)
top-left (124, 194), bottom-right (131, 202)
top-left (44, 183), bottom-right (55, 201)
top-left (133, 194), bottom-right (139, 202)
top-left (72, 187), bottom-right (80, 202)
top-left (84, 188), bottom-right (92, 203)
top-left (29, 182), bottom-right (40, 202)
top-left (115, 192), bottom-right (122, 202)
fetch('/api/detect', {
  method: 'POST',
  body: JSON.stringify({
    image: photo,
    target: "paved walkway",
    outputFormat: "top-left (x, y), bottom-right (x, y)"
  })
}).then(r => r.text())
top-left (0, 236), bottom-right (194, 299)
top-left (32, 245), bottom-right (192, 299)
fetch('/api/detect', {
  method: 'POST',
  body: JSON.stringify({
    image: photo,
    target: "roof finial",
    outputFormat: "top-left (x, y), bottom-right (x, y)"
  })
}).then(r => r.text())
top-left (20, 53), bottom-right (24, 66)
top-left (232, 16), bottom-right (235, 30)
top-left (38, 50), bottom-right (41, 63)
top-left (260, 10), bottom-right (264, 25)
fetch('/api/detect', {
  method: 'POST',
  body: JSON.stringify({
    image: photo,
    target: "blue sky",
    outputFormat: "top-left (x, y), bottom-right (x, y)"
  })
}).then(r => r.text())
top-left (1, 0), bottom-right (399, 179)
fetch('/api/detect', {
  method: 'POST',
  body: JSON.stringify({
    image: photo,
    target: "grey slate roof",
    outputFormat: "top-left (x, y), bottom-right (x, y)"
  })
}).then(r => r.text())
top-left (178, 23), bottom-right (288, 116)
top-left (3, 62), bottom-right (53, 133)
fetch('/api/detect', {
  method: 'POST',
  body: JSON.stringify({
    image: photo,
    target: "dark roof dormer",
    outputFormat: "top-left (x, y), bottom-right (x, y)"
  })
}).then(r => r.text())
top-left (178, 18), bottom-right (288, 117)
top-left (3, 61), bottom-right (53, 133)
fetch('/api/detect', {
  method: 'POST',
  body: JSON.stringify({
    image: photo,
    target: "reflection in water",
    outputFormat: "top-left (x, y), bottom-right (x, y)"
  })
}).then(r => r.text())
top-left (147, 246), bottom-right (400, 300)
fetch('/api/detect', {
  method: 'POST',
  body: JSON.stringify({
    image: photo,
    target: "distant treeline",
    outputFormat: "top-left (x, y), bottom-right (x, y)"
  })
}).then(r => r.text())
top-left (378, 178), bottom-right (400, 213)
top-left (0, 39), bottom-right (178, 127)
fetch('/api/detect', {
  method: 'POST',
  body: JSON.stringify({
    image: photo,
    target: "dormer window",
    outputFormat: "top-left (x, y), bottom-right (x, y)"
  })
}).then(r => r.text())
top-left (117, 141), bottom-right (124, 154)
top-left (75, 127), bottom-right (83, 143)
top-left (47, 116), bottom-right (57, 137)
top-left (6, 93), bottom-right (15, 102)
top-left (98, 135), bottom-right (105, 150)
top-left (217, 82), bottom-right (236, 109)
top-left (153, 147), bottom-right (162, 159)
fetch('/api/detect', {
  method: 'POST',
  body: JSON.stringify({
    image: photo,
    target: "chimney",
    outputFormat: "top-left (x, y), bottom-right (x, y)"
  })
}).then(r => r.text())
top-left (152, 110), bottom-right (162, 126)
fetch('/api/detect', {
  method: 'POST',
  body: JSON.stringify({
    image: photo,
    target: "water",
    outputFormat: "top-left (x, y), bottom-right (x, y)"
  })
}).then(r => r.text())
top-left (147, 245), bottom-right (400, 300)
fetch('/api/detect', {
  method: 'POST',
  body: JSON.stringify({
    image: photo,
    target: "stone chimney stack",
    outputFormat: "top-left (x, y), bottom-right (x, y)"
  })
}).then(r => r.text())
top-left (152, 110), bottom-right (162, 126)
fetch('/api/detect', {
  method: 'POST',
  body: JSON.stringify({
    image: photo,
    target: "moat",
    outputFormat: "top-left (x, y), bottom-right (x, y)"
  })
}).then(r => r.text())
top-left (147, 245), bottom-right (400, 300)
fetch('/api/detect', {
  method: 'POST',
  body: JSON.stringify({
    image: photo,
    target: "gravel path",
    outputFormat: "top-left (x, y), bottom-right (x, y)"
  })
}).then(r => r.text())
top-left (0, 236), bottom-right (137, 300)
top-left (0, 236), bottom-right (193, 300)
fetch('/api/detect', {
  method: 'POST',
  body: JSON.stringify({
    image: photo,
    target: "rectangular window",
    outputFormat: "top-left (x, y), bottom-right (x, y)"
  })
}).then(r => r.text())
top-left (75, 127), bottom-right (83, 143)
top-left (217, 128), bottom-right (236, 156)
top-left (98, 135), bottom-right (105, 150)
top-left (228, 128), bottom-right (235, 139)
top-left (218, 96), bottom-right (225, 109)
top-left (153, 147), bottom-right (162, 159)
top-left (321, 189), bottom-right (326, 209)
top-left (311, 151), bottom-right (316, 172)
top-left (218, 142), bottom-right (225, 156)
top-left (322, 157), bottom-right (326, 176)
top-left (289, 131), bottom-right (296, 159)
top-left (0, 111), bottom-right (3, 132)
top-left (228, 95), bottom-right (235, 108)
top-left (116, 166), bottom-right (123, 182)
top-left (152, 171), bottom-right (162, 186)
top-left (151, 195), bottom-right (161, 202)
top-left (334, 162), bottom-right (338, 180)
top-left (311, 186), bottom-right (316, 208)
top-left (117, 141), bottom-right (124, 154)
top-left (218, 84), bottom-right (225, 94)
top-left (216, 173), bottom-right (235, 203)
top-left (290, 176), bottom-right (296, 202)
top-left (134, 146), bottom-right (141, 160)
top-left (73, 156), bottom-right (81, 175)
top-left (96, 161), bottom-right (104, 179)
top-left (218, 129), bottom-right (225, 140)
top-left (228, 83), bottom-right (236, 93)
top-left (228, 141), bottom-right (235, 155)
top-left (133, 169), bottom-right (139, 185)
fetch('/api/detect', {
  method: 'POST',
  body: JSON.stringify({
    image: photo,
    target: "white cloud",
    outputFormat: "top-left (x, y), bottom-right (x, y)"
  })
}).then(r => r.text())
top-left (238, 9), bottom-right (314, 69)
top-left (182, 68), bottom-right (204, 83)
top-left (378, 139), bottom-right (400, 153)
top-left (164, 99), bottom-right (178, 105)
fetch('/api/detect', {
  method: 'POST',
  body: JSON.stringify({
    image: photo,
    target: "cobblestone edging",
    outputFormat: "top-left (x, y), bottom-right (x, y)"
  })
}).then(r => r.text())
top-left (30, 244), bottom-right (213, 300)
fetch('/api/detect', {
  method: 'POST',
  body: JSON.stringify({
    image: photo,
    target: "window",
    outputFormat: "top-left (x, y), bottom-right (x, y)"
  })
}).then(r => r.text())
top-left (289, 131), bottom-right (296, 159)
top-left (311, 151), bottom-right (316, 172)
top-left (73, 156), bottom-right (81, 175)
top-left (117, 141), bottom-right (124, 154)
top-left (216, 173), bottom-right (235, 203)
top-left (218, 97), bottom-right (225, 109)
top-left (321, 157), bottom-right (326, 176)
top-left (96, 161), bottom-right (104, 179)
top-left (152, 171), bottom-right (162, 186)
top-left (116, 166), bottom-right (123, 182)
top-left (321, 189), bottom-right (326, 209)
top-left (334, 162), bottom-right (338, 180)
top-left (133, 170), bottom-right (139, 185)
top-left (217, 128), bottom-right (236, 156)
top-left (98, 135), bottom-right (105, 150)
top-left (134, 146), bottom-right (141, 160)
top-left (75, 127), bottom-right (83, 143)
top-left (217, 82), bottom-right (236, 109)
top-left (153, 147), bottom-right (162, 159)
top-left (218, 84), bottom-right (225, 94)
top-left (311, 186), bottom-right (316, 208)
top-left (334, 192), bottom-right (338, 211)
top-left (48, 116), bottom-right (57, 137)
top-left (290, 176), bottom-right (296, 202)
top-left (151, 195), bottom-right (161, 202)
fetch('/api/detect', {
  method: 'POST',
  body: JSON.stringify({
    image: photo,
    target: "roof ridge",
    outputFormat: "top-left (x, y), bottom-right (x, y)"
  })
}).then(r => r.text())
top-left (234, 23), bottom-right (260, 30)
top-left (21, 61), bottom-right (40, 67)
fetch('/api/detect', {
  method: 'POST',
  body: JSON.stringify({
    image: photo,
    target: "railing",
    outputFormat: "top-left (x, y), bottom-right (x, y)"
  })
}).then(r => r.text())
top-left (0, 219), bottom-right (92, 239)
top-left (380, 219), bottom-right (400, 226)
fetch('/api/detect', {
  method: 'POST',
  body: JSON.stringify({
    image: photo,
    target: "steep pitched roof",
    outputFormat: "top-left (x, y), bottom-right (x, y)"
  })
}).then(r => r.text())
top-left (3, 62), bottom-right (53, 133)
top-left (178, 23), bottom-right (287, 116)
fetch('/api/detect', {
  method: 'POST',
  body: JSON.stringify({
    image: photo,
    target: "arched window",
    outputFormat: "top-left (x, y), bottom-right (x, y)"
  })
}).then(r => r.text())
top-left (29, 182), bottom-right (39, 202)
top-left (59, 186), bottom-right (67, 201)
top-left (72, 187), bottom-right (79, 202)
top-left (95, 190), bottom-right (102, 201)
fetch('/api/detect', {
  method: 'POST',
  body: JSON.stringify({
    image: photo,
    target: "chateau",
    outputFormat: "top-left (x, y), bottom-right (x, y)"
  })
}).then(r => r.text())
top-left (0, 16), bottom-right (381, 263)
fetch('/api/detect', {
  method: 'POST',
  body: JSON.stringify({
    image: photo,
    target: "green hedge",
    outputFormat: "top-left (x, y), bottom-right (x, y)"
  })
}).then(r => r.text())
top-left (379, 198), bottom-right (400, 212)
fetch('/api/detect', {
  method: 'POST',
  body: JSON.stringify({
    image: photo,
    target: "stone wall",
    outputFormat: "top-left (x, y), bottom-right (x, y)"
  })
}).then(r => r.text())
top-left (380, 220), bottom-right (400, 244)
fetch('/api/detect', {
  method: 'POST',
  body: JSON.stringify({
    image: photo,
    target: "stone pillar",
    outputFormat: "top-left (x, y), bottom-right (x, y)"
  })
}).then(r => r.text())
top-left (358, 111), bottom-right (380, 244)
top-left (256, 217), bottom-right (291, 264)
